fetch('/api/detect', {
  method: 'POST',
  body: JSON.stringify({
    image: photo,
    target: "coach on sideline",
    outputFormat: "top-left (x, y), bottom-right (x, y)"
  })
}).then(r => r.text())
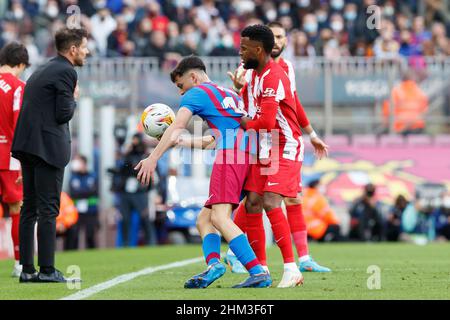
top-left (11, 27), bottom-right (89, 283)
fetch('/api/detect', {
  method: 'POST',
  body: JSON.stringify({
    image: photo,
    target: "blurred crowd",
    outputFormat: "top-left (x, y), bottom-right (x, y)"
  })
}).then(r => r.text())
top-left (1, 0), bottom-right (449, 68)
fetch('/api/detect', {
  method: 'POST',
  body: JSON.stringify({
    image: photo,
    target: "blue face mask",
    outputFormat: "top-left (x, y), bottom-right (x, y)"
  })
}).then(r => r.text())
top-left (344, 11), bottom-right (357, 21)
top-left (304, 22), bottom-right (318, 34)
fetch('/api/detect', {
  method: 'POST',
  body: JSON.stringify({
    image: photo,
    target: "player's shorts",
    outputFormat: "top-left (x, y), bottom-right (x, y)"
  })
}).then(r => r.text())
top-left (0, 170), bottom-right (23, 204)
top-left (244, 158), bottom-right (302, 198)
top-left (205, 149), bottom-right (251, 209)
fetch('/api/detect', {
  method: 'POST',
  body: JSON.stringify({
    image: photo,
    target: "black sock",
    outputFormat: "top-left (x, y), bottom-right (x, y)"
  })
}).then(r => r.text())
top-left (23, 264), bottom-right (36, 274)
top-left (40, 266), bottom-right (55, 274)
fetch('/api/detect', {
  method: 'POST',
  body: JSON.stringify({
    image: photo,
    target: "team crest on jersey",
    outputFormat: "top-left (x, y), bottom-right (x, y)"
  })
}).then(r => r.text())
top-left (262, 87), bottom-right (276, 97)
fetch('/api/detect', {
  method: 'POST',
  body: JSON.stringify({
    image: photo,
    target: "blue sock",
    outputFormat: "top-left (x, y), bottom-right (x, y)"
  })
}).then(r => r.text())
top-left (229, 234), bottom-right (265, 275)
top-left (202, 233), bottom-right (221, 266)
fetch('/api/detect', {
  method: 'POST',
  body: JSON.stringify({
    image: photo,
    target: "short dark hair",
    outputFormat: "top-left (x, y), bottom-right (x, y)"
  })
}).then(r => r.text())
top-left (241, 24), bottom-right (275, 54)
top-left (267, 21), bottom-right (284, 30)
top-left (0, 42), bottom-right (30, 68)
top-left (170, 56), bottom-right (206, 83)
top-left (55, 27), bottom-right (88, 53)
top-left (78, 154), bottom-right (88, 164)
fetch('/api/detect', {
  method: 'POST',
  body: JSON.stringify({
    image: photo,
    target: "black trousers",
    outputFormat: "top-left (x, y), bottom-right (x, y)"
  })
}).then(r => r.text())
top-left (19, 153), bottom-right (64, 268)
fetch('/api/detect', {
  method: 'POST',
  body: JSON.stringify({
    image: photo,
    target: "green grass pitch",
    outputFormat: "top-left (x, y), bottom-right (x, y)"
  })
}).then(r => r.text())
top-left (0, 243), bottom-right (449, 300)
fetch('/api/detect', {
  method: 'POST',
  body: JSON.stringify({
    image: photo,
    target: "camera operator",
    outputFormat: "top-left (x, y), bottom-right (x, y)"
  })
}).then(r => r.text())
top-left (110, 133), bottom-right (155, 246)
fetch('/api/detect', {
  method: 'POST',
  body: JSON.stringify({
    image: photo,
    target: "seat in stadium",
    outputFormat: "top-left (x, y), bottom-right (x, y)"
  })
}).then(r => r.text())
top-left (405, 134), bottom-right (432, 147)
top-left (351, 134), bottom-right (377, 148)
top-left (433, 134), bottom-right (450, 147)
top-left (379, 135), bottom-right (406, 147)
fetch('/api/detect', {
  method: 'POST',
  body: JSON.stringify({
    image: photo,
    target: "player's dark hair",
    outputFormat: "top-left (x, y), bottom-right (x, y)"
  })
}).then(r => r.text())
top-left (241, 24), bottom-right (275, 54)
top-left (0, 42), bottom-right (30, 68)
top-left (55, 27), bottom-right (88, 53)
top-left (78, 154), bottom-right (88, 164)
top-left (170, 56), bottom-right (207, 82)
top-left (267, 21), bottom-right (284, 30)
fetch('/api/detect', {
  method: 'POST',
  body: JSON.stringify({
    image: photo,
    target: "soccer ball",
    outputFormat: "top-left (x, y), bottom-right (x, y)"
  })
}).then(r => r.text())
top-left (141, 103), bottom-right (175, 139)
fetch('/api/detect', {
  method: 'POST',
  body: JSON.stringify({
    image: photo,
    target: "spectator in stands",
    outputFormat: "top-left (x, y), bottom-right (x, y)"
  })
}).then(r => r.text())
top-left (373, 19), bottom-right (400, 59)
top-left (386, 195), bottom-right (408, 241)
top-left (143, 30), bottom-right (169, 64)
top-left (432, 192), bottom-right (450, 241)
top-left (349, 183), bottom-right (385, 242)
top-left (90, 6), bottom-right (117, 56)
top-left (302, 179), bottom-right (341, 242)
top-left (303, 13), bottom-right (320, 44)
top-left (69, 155), bottom-right (99, 249)
top-left (291, 29), bottom-right (316, 57)
top-left (107, 15), bottom-right (135, 57)
top-left (131, 17), bottom-right (152, 57)
top-left (209, 32), bottom-right (238, 56)
top-left (382, 70), bottom-right (429, 135)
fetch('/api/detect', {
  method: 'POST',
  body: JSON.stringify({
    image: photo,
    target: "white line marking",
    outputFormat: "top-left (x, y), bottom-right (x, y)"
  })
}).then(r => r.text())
top-left (61, 256), bottom-right (204, 300)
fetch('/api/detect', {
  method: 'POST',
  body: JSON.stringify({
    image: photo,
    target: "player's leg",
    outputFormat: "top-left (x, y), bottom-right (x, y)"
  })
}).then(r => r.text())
top-left (0, 170), bottom-right (23, 277)
top-left (244, 191), bottom-right (267, 268)
top-left (224, 198), bottom-right (249, 273)
top-left (185, 207), bottom-right (226, 289)
top-left (285, 195), bottom-right (331, 272)
top-left (209, 203), bottom-right (271, 288)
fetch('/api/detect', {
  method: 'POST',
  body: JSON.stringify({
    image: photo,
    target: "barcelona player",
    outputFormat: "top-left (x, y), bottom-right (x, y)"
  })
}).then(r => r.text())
top-left (135, 56), bottom-right (271, 288)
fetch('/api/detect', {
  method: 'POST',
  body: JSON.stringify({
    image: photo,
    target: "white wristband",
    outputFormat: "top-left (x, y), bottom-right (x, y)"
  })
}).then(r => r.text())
top-left (309, 130), bottom-right (318, 140)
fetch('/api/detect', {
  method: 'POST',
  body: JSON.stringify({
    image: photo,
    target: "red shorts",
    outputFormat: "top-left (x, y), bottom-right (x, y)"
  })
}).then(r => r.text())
top-left (205, 149), bottom-right (251, 209)
top-left (0, 170), bottom-right (23, 204)
top-left (244, 159), bottom-right (302, 198)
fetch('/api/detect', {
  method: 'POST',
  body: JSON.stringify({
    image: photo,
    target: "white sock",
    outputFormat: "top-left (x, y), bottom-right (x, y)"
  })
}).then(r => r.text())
top-left (299, 255), bottom-right (311, 263)
top-left (14, 260), bottom-right (20, 267)
top-left (226, 248), bottom-right (235, 257)
top-left (283, 262), bottom-right (298, 272)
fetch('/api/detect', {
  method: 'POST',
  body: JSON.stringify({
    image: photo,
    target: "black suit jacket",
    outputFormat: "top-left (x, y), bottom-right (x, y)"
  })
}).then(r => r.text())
top-left (12, 55), bottom-right (77, 169)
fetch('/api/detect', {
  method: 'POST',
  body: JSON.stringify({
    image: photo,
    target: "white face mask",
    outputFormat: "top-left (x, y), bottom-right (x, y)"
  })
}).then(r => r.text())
top-left (297, 0), bottom-right (310, 8)
top-left (266, 9), bottom-right (277, 22)
top-left (71, 159), bottom-right (83, 172)
top-left (331, 0), bottom-right (344, 10)
top-left (14, 9), bottom-right (24, 20)
top-left (47, 5), bottom-right (59, 18)
top-left (222, 35), bottom-right (234, 48)
top-left (331, 21), bottom-right (344, 32)
top-left (443, 197), bottom-right (450, 208)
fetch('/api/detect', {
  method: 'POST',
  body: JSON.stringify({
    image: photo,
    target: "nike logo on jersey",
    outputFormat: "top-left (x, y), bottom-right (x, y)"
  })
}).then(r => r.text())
top-left (268, 182), bottom-right (279, 186)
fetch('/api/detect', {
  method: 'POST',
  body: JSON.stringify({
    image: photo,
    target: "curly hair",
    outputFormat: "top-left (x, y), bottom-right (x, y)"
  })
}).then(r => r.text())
top-left (241, 24), bottom-right (275, 54)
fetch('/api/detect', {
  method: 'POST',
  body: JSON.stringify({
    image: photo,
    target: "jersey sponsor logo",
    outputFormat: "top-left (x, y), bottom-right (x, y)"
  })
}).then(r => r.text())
top-left (267, 182), bottom-right (279, 186)
top-left (262, 87), bottom-right (276, 98)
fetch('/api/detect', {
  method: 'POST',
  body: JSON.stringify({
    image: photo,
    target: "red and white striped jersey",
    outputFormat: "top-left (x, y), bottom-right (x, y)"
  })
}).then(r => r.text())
top-left (242, 59), bottom-right (303, 162)
top-left (0, 73), bottom-right (25, 171)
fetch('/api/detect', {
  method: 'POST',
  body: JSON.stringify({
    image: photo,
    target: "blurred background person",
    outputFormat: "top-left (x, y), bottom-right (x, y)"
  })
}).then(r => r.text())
top-left (302, 179), bottom-right (341, 242)
top-left (386, 195), bottom-right (408, 241)
top-left (349, 183), bottom-right (385, 242)
top-left (69, 154), bottom-right (99, 249)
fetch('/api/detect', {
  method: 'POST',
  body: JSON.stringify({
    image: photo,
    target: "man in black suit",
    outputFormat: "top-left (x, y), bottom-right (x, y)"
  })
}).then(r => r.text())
top-left (12, 27), bottom-right (89, 283)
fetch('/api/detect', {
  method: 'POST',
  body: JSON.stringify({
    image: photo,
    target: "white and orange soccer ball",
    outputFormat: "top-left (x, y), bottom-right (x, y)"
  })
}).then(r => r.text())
top-left (141, 103), bottom-right (175, 139)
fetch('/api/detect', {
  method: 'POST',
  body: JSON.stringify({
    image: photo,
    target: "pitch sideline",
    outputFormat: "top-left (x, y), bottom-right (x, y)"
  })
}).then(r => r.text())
top-left (61, 256), bottom-right (204, 300)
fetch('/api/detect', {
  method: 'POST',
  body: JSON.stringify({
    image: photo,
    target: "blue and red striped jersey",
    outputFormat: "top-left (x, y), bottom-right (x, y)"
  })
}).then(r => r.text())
top-left (180, 82), bottom-right (256, 154)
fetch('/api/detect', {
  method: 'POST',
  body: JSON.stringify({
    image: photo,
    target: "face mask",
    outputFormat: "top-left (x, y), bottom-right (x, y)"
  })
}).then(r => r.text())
top-left (124, 13), bottom-right (134, 23)
top-left (266, 9), bottom-right (277, 21)
top-left (344, 11), bottom-right (357, 21)
top-left (222, 35), bottom-right (234, 48)
top-left (279, 5), bottom-right (290, 16)
top-left (14, 9), bottom-right (24, 20)
top-left (47, 5), bottom-right (59, 18)
top-left (317, 12), bottom-right (327, 23)
top-left (384, 6), bottom-right (394, 16)
top-left (2, 31), bottom-right (16, 42)
top-left (443, 197), bottom-right (450, 208)
top-left (96, 0), bottom-right (107, 9)
top-left (331, 0), bottom-right (344, 10)
top-left (304, 22), bottom-right (318, 34)
top-left (71, 160), bottom-right (83, 172)
top-left (297, 0), bottom-right (310, 8)
top-left (331, 21), bottom-right (344, 32)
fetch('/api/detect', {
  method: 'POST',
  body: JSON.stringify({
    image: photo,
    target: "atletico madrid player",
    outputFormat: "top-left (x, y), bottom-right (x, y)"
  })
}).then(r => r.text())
top-left (0, 42), bottom-right (29, 277)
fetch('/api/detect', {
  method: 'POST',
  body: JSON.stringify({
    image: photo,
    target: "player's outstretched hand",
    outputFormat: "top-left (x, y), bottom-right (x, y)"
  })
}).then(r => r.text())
top-left (227, 67), bottom-right (246, 92)
top-left (311, 136), bottom-right (329, 160)
top-left (135, 156), bottom-right (157, 186)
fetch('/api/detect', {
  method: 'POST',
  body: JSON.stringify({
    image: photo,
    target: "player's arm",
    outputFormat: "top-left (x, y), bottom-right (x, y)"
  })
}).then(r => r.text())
top-left (302, 124), bottom-right (329, 159)
top-left (136, 107), bottom-right (192, 185)
top-left (177, 135), bottom-right (216, 149)
top-left (55, 68), bottom-right (78, 124)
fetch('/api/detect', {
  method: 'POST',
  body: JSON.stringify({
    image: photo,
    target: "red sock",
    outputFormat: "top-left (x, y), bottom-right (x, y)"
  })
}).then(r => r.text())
top-left (233, 202), bottom-right (247, 233)
top-left (286, 204), bottom-right (309, 258)
top-left (267, 207), bottom-right (295, 263)
top-left (246, 213), bottom-right (266, 266)
top-left (10, 213), bottom-right (20, 261)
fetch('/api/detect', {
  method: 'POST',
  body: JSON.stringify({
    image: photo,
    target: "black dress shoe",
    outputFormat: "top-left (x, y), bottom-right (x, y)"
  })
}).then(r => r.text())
top-left (36, 269), bottom-right (81, 283)
top-left (19, 272), bottom-right (39, 283)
